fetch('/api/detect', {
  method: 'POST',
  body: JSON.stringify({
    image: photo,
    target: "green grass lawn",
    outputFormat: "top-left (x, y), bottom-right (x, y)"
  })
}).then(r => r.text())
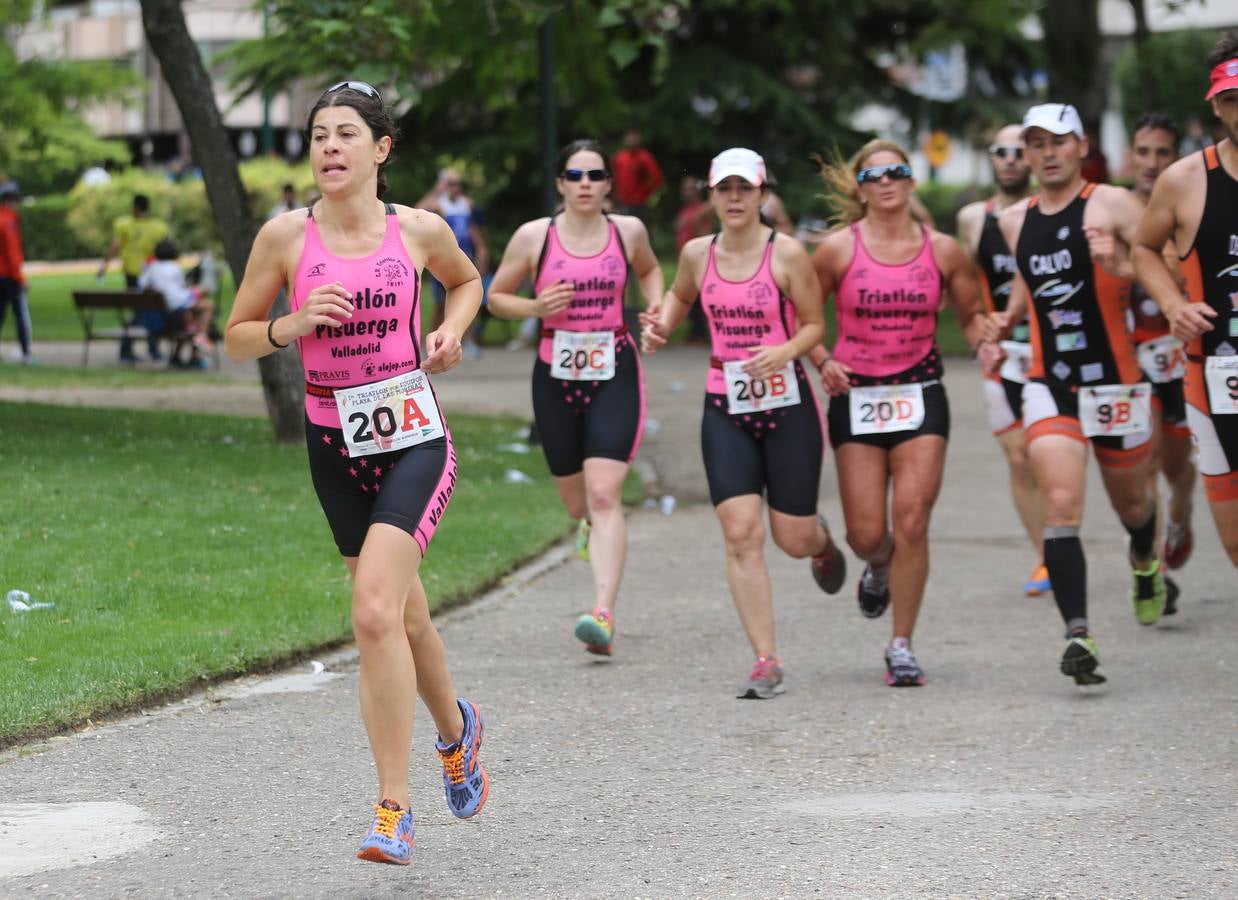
top-left (0, 401), bottom-right (577, 747)
top-left (0, 363), bottom-right (243, 388)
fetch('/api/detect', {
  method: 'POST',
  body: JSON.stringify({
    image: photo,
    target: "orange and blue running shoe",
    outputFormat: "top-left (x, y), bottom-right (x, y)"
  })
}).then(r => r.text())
top-left (574, 608), bottom-right (614, 655)
top-left (356, 799), bottom-right (414, 865)
top-left (436, 698), bottom-right (489, 819)
top-left (1023, 562), bottom-right (1052, 596)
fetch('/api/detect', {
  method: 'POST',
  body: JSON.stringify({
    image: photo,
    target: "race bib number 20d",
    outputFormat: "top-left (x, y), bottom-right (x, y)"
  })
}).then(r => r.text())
top-left (335, 369), bottom-right (445, 457)
top-left (849, 383), bottom-right (925, 435)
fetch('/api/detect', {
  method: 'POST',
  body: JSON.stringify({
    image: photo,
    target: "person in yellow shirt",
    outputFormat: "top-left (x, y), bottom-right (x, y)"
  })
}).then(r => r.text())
top-left (98, 194), bottom-right (169, 362)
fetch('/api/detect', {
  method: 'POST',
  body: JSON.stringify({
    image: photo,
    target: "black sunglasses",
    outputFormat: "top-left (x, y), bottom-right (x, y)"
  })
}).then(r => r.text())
top-left (856, 163), bottom-right (913, 184)
top-left (323, 81), bottom-right (382, 104)
top-left (989, 144), bottom-right (1024, 160)
top-left (561, 168), bottom-right (609, 182)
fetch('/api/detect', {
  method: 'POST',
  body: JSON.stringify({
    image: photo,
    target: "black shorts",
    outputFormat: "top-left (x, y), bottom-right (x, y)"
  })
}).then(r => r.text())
top-left (304, 415), bottom-right (457, 558)
top-left (531, 332), bottom-right (645, 477)
top-left (828, 380), bottom-right (950, 449)
top-left (1150, 378), bottom-right (1188, 430)
top-left (700, 362), bottom-right (824, 516)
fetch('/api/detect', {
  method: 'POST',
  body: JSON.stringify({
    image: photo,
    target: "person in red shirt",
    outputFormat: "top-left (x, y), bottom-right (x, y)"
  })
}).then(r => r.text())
top-left (0, 184), bottom-right (33, 364)
top-left (611, 129), bottom-right (664, 219)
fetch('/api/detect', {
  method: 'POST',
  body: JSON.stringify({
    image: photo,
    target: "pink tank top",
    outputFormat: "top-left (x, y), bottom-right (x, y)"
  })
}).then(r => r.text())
top-left (291, 205), bottom-right (422, 428)
top-left (698, 233), bottom-right (796, 395)
top-left (833, 223), bottom-right (942, 381)
top-left (534, 216), bottom-right (629, 363)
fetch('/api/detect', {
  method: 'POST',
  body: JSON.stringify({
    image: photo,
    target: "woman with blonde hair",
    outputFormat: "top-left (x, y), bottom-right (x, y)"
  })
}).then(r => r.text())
top-left (809, 139), bottom-right (1001, 686)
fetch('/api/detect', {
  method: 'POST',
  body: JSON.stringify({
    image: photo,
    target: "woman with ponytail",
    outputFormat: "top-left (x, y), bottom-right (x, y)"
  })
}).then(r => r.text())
top-left (809, 140), bottom-right (1001, 687)
top-left (225, 81), bottom-right (489, 865)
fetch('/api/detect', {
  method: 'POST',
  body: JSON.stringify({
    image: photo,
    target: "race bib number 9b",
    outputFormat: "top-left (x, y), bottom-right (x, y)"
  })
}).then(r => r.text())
top-left (849, 383), bottom-right (926, 435)
top-left (335, 369), bottom-right (445, 458)
top-left (550, 330), bottom-right (615, 381)
top-left (723, 360), bottom-right (801, 414)
top-left (1078, 383), bottom-right (1151, 437)
top-left (1205, 355), bottom-right (1238, 415)
top-left (1136, 335), bottom-right (1186, 384)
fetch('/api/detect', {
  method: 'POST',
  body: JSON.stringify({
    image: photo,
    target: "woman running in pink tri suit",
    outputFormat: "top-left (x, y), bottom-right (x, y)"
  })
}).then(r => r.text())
top-left (488, 139), bottom-right (663, 657)
top-left (224, 81), bottom-right (487, 866)
top-left (810, 139), bottom-right (1000, 687)
top-left (642, 147), bottom-right (846, 700)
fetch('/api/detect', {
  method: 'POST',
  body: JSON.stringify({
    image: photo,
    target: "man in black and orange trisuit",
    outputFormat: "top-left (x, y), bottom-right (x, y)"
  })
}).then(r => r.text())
top-left (999, 102), bottom-right (1166, 688)
top-left (956, 124), bottom-right (1046, 597)
top-left (1133, 29), bottom-right (1238, 572)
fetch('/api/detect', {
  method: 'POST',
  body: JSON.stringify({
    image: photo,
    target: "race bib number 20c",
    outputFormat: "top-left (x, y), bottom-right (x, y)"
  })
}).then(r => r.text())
top-left (550, 330), bottom-right (616, 381)
top-left (335, 369), bottom-right (445, 457)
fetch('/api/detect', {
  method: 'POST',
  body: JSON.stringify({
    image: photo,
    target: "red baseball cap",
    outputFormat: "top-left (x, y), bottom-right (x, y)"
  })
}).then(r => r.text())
top-left (1205, 57), bottom-right (1238, 100)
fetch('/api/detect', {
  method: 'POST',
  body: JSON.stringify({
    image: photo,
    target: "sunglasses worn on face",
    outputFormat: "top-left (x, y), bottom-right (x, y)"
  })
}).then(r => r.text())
top-left (561, 168), bottom-right (609, 182)
top-left (989, 144), bottom-right (1024, 160)
top-left (856, 163), bottom-right (912, 184)
top-left (324, 81), bottom-right (382, 104)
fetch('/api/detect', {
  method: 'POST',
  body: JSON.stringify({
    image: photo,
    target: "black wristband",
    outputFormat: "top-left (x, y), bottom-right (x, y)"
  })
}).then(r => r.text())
top-left (267, 318), bottom-right (289, 349)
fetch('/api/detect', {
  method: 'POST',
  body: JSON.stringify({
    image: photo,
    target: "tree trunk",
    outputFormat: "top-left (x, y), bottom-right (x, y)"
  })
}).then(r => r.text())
top-left (1040, 0), bottom-right (1107, 138)
top-left (1127, 0), bottom-right (1157, 113)
top-left (139, 0), bottom-right (304, 443)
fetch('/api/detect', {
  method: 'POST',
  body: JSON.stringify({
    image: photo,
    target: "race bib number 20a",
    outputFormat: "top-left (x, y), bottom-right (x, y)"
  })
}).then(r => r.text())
top-left (335, 369), bottom-right (445, 457)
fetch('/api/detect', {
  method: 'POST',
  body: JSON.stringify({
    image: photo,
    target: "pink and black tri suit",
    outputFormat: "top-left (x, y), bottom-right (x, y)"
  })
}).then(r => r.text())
top-left (292, 203), bottom-right (456, 557)
top-left (696, 230), bottom-right (824, 514)
top-left (827, 223), bottom-right (950, 448)
top-left (531, 215), bottom-right (645, 476)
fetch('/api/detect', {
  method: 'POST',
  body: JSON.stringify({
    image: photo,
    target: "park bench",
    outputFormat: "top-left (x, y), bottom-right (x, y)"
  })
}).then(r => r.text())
top-left (71, 289), bottom-right (219, 369)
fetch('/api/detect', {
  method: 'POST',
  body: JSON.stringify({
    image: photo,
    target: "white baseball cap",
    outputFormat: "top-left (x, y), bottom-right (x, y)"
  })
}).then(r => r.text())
top-left (708, 148), bottom-right (766, 187)
top-left (1021, 103), bottom-right (1084, 139)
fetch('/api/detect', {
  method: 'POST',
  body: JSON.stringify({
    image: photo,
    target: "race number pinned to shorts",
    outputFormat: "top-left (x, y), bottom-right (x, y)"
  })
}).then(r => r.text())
top-left (849, 383), bottom-right (925, 435)
top-left (723, 361), bottom-right (801, 414)
top-left (1078, 383), bottom-right (1151, 438)
top-left (1136, 335), bottom-right (1186, 383)
top-left (1204, 355), bottom-right (1238, 415)
top-left (335, 369), bottom-right (445, 458)
top-left (999, 340), bottom-right (1033, 385)
top-left (550, 330), bottom-right (615, 381)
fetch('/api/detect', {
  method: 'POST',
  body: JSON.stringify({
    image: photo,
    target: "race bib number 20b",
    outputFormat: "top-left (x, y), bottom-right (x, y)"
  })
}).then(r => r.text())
top-left (723, 361), bottom-right (801, 414)
top-left (335, 369), bottom-right (445, 457)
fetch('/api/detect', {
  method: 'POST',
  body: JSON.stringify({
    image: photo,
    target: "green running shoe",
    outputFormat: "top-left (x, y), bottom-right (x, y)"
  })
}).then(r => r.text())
top-left (575, 519), bottom-right (591, 562)
top-left (1131, 560), bottom-right (1166, 626)
top-left (1060, 634), bottom-right (1106, 686)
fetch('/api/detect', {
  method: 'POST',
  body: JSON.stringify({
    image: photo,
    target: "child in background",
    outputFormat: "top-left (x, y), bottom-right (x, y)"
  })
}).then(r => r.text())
top-left (139, 239), bottom-right (215, 367)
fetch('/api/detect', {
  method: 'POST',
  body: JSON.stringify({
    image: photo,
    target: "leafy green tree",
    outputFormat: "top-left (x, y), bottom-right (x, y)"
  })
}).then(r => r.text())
top-left (222, 0), bottom-right (1037, 229)
top-left (1115, 28), bottom-right (1219, 131)
top-left (0, 28), bottom-right (134, 194)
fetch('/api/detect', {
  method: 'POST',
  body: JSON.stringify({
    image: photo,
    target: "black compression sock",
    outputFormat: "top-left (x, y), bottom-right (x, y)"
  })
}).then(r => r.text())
top-left (1044, 527), bottom-right (1087, 633)
top-left (1124, 503), bottom-right (1157, 564)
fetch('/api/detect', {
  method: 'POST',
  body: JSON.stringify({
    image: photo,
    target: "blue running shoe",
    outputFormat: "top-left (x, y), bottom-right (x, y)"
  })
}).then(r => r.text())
top-left (356, 799), bottom-right (414, 865)
top-left (574, 608), bottom-right (614, 655)
top-left (436, 698), bottom-right (489, 819)
top-left (1023, 562), bottom-right (1052, 596)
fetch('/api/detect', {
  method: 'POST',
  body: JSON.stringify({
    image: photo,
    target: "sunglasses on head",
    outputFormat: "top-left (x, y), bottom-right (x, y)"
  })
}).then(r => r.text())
top-left (989, 144), bottom-right (1023, 160)
top-left (323, 81), bottom-right (382, 104)
top-left (561, 168), bottom-right (609, 182)
top-left (856, 163), bottom-right (912, 184)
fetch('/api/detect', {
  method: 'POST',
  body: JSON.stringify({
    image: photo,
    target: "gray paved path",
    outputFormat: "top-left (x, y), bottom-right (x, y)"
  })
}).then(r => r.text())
top-left (1, 346), bottom-right (1235, 898)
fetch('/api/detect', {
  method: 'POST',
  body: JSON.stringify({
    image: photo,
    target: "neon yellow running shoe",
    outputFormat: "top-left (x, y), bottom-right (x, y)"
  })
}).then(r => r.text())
top-left (574, 608), bottom-right (613, 655)
top-left (575, 519), bottom-right (591, 562)
top-left (1131, 559), bottom-right (1166, 626)
top-left (1060, 634), bottom-right (1106, 686)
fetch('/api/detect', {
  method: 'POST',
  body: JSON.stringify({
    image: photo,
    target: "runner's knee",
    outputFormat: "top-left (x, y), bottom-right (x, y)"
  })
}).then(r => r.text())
top-left (890, 500), bottom-right (932, 545)
top-left (352, 589), bottom-right (403, 644)
top-left (770, 521), bottom-right (820, 559)
top-left (721, 515), bottom-right (765, 559)
top-left (846, 526), bottom-right (888, 560)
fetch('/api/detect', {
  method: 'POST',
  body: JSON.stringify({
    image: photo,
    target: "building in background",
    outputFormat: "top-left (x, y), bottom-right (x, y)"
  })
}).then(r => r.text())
top-left (11, 0), bottom-right (317, 168)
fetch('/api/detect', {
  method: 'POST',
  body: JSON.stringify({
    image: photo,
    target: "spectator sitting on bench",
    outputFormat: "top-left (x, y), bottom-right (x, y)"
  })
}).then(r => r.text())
top-left (139, 239), bottom-right (215, 368)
